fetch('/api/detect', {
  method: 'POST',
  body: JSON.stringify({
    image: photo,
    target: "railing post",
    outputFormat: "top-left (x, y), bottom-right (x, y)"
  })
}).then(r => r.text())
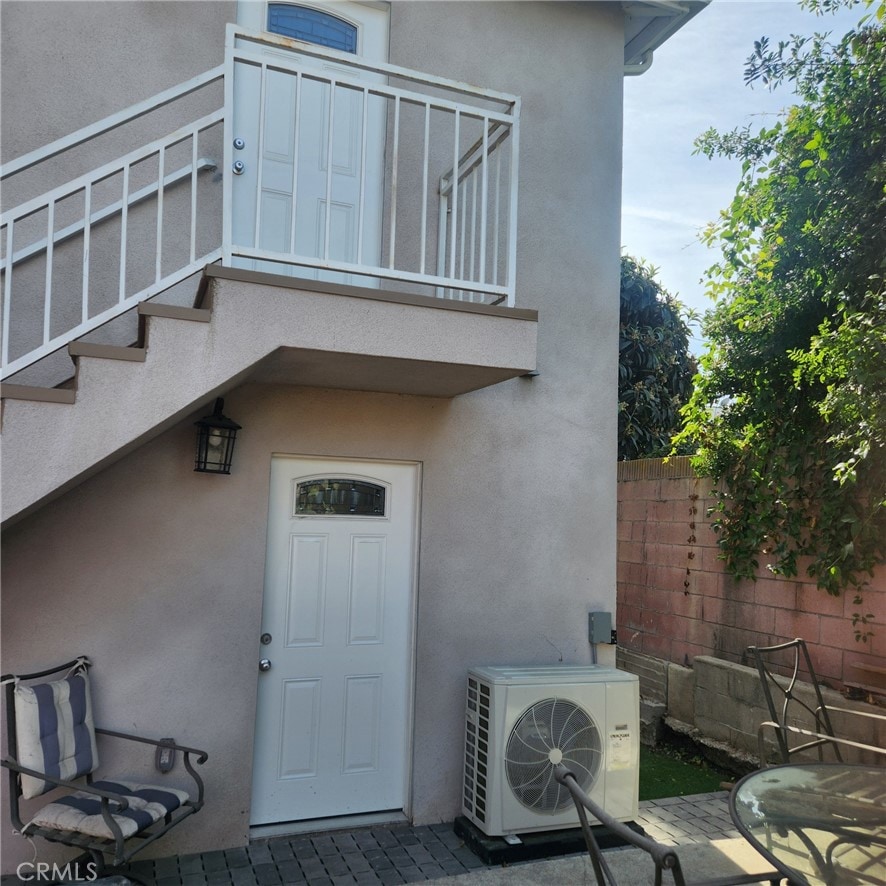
top-left (505, 97), bottom-right (521, 308)
top-left (82, 183), bottom-right (91, 324)
top-left (222, 24), bottom-right (235, 267)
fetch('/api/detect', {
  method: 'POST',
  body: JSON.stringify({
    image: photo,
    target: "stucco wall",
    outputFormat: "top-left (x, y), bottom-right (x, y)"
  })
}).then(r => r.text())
top-left (1, 0), bottom-right (625, 869)
top-left (0, 1), bottom-right (232, 172)
top-left (1, 1), bottom-right (232, 386)
top-left (616, 458), bottom-right (886, 694)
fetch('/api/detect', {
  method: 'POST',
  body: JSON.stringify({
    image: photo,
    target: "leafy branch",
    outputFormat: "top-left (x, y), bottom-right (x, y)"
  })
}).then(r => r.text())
top-left (675, 1), bottom-right (886, 625)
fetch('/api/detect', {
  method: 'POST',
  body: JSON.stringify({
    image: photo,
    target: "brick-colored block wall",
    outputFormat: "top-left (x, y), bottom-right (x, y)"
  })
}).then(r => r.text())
top-left (616, 458), bottom-right (886, 695)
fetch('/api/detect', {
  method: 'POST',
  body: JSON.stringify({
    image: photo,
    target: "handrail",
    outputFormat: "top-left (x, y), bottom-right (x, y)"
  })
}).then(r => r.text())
top-left (229, 25), bottom-right (518, 107)
top-left (440, 122), bottom-right (512, 198)
top-left (1, 158), bottom-right (217, 273)
top-left (1, 106), bottom-right (224, 379)
top-left (1, 111), bottom-right (223, 226)
top-left (1, 66), bottom-right (224, 180)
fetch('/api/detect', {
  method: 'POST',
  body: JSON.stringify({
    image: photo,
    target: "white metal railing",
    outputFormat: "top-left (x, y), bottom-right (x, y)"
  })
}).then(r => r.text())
top-left (1, 70), bottom-right (225, 380)
top-left (224, 26), bottom-right (519, 304)
top-left (0, 27), bottom-right (519, 380)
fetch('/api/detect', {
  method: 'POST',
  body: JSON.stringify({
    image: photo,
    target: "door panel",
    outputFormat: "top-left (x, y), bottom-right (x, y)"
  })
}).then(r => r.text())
top-left (251, 457), bottom-right (418, 825)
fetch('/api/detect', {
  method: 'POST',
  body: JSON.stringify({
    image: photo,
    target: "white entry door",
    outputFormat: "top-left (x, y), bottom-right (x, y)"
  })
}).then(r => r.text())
top-left (251, 457), bottom-right (419, 825)
top-left (233, 1), bottom-right (388, 284)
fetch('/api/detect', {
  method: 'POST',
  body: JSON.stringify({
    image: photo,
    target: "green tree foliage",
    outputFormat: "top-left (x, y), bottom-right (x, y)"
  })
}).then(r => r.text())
top-left (618, 256), bottom-right (695, 460)
top-left (677, 0), bottom-right (886, 624)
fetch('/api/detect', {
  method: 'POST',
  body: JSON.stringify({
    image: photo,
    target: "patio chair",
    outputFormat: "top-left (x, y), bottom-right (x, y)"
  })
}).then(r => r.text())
top-left (554, 765), bottom-right (782, 886)
top-left (1, 656), bottom-right (207, 873)
top-left (746, 638), bottom-right (886, 767)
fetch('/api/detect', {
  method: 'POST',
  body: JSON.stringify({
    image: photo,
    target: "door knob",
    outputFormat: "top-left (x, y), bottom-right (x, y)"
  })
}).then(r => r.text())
top-left (259, 658), bottom-right (272, 672)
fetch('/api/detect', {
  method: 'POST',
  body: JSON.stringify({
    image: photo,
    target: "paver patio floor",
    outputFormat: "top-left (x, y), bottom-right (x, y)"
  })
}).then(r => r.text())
top-left (110, 790), bottom-right (744, 886)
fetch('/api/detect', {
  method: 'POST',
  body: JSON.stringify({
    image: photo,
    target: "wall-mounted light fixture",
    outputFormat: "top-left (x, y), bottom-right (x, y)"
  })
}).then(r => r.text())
top-left (194, 398), bottom-right (241, 474)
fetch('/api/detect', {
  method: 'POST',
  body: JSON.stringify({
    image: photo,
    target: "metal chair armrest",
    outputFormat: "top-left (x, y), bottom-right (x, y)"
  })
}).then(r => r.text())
top-left (816, 704), bottom-right (886, 727)
top-left (94, 728), bottom-right (208, 761)
top-left (553, 764), bottom-right (781, 886)
top-left (757, 721), bottom-right (886, 767)
top-left (554, 763), bottom-right (683, 885)
top-left (94, 728), bottom-right (208, 806)
top-left (1, 757), bottom-right (130, 808)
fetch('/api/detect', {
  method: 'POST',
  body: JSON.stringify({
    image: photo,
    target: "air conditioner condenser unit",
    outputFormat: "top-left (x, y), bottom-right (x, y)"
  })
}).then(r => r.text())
top-left (462, 665), bottom-right (640, 837)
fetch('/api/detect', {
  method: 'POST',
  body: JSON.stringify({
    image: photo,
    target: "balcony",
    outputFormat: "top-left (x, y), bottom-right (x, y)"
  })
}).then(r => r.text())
top-left (0, 25), bottom-right (535, 392)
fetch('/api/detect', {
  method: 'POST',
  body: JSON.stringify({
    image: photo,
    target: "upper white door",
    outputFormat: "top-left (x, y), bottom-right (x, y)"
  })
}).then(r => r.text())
top-left (251, 457), bottom-right (419, 825)
top-left (233, 1), bottom-right (388, 284)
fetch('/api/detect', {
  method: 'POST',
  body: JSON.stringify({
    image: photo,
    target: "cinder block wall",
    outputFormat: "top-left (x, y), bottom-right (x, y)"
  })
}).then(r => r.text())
top-left (617, 648), bottom-right (885, 765)
top-left (616, 458), bottom-right (886, 696)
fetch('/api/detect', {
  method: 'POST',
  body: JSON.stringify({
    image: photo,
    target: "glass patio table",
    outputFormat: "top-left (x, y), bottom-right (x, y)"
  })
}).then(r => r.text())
top-left (730, 762), bottom-right (886, 886)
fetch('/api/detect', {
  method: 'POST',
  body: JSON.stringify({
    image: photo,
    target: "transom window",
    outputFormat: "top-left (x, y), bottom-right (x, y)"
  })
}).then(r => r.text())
top-left (295, 479), bottom-right (386, 516)
top-left (267, 4), bottom-right (358, 53)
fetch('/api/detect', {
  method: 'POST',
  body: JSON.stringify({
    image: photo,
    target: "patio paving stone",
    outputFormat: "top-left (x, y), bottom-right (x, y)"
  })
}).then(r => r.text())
top-left (0, 790), bottom-right (747, 886)
top-left (225, 848), bottom-right (252, 868)
top-left (323, 859), bottom-right (351, 877)
top-left (343, 855), bottom-right (372, 874)
top-left (248, 845), bottom-right (274, 865)
top-left (298, 859), bottom-right (327, 878)
top-left (204, 852), bottom-right (232, 872)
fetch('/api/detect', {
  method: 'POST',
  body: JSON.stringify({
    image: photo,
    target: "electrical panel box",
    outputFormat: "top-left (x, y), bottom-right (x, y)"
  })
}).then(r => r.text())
top-left (588, 611), bottom-right (612, 645)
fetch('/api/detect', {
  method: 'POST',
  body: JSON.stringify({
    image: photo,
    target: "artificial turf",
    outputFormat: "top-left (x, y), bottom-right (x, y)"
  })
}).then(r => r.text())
top-left (638, 744), bottom-right (735, 801)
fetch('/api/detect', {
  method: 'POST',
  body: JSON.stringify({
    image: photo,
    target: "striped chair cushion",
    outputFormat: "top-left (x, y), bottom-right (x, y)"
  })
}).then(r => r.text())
top-left (14, 672), bottom-right (99, 799)
top-left (25, 780), bottom-right (189, 840)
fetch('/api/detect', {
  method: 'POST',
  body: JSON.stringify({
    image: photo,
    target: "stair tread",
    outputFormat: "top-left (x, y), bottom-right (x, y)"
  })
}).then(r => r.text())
top-left (139, 302), bottom-right (211, 323)
top-left (1, 383), bottom-right (76, 404)
top-left (69, 342), bottom-right (147, 361)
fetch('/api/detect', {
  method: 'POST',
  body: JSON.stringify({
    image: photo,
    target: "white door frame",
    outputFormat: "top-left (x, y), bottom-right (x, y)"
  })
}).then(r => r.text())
top-left (251, 454), bottom-right (421, 831)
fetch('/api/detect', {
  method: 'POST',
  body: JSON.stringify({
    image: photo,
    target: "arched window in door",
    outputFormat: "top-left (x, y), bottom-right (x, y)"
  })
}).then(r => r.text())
top-left (267, 4), bottom-right (358, 53)
top-left (294, 478), bottom-right (387, 516)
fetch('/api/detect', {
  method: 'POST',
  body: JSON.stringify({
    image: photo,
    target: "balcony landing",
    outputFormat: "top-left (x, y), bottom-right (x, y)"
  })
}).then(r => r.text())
top-left (204, 265), bottom-right (538, 398)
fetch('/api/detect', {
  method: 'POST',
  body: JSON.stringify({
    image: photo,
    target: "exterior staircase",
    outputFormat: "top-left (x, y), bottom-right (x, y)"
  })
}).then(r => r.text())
top-left (1, 27), bottom-right (537, 527)
top-left (1, 266), bottom-right (537, 526)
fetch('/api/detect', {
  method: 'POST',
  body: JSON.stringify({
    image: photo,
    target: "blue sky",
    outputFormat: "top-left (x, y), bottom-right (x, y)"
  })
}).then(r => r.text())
top-left (622, 0), bottom-right (863, 351)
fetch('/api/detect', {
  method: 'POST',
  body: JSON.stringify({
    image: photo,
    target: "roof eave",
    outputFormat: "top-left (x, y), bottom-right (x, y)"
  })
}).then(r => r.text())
top-left (623, 1), bottom-right (710, 74)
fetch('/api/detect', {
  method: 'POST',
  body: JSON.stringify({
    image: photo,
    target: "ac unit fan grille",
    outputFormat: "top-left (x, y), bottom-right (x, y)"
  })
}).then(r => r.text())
top-left (505, 697), bottom-right (601, 813)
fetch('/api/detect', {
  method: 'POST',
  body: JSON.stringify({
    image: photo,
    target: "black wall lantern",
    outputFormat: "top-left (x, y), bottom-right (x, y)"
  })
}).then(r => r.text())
top-left (194, 398), bottom-right (241, 474)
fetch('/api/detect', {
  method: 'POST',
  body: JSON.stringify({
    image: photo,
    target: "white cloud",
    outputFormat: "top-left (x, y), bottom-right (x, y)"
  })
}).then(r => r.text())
top-left (621, 205), bottom-right (706, 230)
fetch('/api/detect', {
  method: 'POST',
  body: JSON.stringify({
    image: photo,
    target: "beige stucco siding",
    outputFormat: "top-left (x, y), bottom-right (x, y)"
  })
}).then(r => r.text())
top-left (1, 0), bottom-right (624, 866)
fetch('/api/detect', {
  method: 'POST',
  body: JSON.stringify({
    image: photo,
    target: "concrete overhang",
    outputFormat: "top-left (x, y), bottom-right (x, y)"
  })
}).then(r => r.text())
top-left (1, 268), bottom-right (537, 527)
top-left (203, 265), bottom-right (539, 398)
top-left (622, 1), bottom-right (710, 73)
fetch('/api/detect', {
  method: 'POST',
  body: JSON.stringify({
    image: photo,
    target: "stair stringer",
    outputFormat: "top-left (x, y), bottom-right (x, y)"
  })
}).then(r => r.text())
top-left (1, 283), bottom-right (276, 527)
